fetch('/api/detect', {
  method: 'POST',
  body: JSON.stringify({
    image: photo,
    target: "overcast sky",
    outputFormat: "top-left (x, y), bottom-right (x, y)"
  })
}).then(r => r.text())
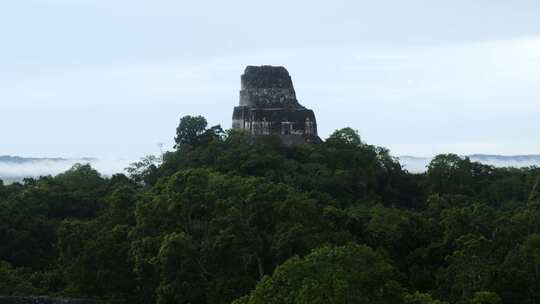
top-left (2, 0), bottom-right (540, 159)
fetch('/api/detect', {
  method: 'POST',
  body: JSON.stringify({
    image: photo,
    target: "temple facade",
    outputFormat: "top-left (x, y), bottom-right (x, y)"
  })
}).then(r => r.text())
top-left (232, 66), bottom-right (320, 144)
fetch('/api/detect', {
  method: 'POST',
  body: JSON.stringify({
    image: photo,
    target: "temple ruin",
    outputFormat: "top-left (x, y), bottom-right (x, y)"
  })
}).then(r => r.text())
top-left (232, 66), bottom-right (321, 144)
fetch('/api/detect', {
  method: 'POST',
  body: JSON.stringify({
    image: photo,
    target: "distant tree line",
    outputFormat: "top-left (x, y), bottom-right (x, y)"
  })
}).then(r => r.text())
top-left (1, 115), bottom-right (539, 304)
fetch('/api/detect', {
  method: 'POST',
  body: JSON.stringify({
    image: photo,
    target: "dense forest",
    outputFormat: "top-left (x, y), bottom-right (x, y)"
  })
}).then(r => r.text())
top-left (1, 115), bottom-right (540, 304)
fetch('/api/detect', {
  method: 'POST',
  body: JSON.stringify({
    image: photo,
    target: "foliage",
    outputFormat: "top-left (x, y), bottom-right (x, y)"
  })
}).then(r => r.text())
top-left (174, 115), bottom-right (208, 148)
top-left (1, 115), bottom-right (539, 304)
top-left (404, 292), bottom-right (448, 304)
top-left (236, 243), bottom-right (404, 304)
top-left (126, 155), bottom-right (161, 185)
top-left (326, 127), bottom-right (363, 146)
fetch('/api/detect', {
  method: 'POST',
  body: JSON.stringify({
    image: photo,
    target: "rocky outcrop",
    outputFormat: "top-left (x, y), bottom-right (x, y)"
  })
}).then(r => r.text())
top-left (0, 297), bottom-right (94, 304)
top-left (232, 66), bottom-right (320, 144)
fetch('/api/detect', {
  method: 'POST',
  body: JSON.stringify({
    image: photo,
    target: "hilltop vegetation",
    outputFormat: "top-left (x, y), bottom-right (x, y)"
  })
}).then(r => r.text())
top-left (1, 116), bottom-right (540, 304)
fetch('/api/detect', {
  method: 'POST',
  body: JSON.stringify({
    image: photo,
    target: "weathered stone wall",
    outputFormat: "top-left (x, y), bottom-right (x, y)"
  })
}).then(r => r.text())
top-left (239, 88), bottom-right (298, 108)
top-left (0, 297), bottom-right (94, 304)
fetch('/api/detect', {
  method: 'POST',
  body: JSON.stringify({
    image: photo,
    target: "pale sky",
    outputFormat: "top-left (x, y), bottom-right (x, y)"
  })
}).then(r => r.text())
top-left (2, 0), bottom-right (540, 159)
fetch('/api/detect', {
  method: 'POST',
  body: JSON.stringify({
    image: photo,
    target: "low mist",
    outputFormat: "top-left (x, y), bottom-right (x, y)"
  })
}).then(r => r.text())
top-left (2, 154), bottom-right (540, 182)
top-left (399, 155), bottom-right (540, 173)
top-left (0, 157), bottom-right (133, 183)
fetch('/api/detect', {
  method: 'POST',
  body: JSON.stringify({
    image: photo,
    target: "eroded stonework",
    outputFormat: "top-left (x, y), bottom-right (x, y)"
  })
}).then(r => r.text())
top-left (232, 66), bottom-right (320, 144)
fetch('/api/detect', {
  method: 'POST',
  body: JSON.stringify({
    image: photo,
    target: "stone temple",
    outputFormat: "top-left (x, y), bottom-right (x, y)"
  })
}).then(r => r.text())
top-left (232, 66), bottom-right (320, 144)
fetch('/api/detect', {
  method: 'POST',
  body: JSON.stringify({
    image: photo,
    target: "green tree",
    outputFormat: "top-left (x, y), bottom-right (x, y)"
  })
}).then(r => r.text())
top-left (126, 155), bottom-right (161, 185)
top-left (174, 115), bottom-right (208, 148)
top-left (499, 234), bottom-right (540, 303)
top-left (404, 292), bottom-right (448, 304)
top-left (469, 291), bottom-right (502, 304)
top-left (0, 179), bottom-right (5, 198)
top-left (235, 243), bottom-right (404, 304)
top-left (438, 234), bottom-right (495, 302)
top-left (155, 232), bottom-right (205, 304)
top-left (57, 220), bottom-right (137, 303)
top-left (326, 127), bottom-right (363, 146)
top-left (427, 154), bottom-right (474, 195)
top-left (0, 261), bottom-right (44, 296)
